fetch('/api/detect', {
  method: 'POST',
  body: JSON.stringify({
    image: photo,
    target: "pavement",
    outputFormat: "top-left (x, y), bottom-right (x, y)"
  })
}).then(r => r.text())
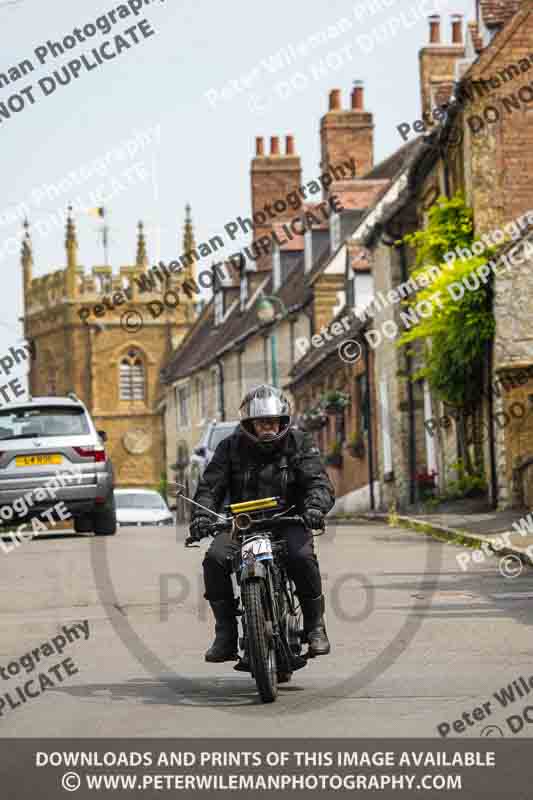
top-left (345, 500), bottom-right (533, 569)
top-left (3, 518), bottom-right (533, 738)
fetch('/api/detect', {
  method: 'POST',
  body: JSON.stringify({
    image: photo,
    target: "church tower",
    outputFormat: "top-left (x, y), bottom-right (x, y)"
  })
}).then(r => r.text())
top-left (22, 207), bottom-right (195, 489)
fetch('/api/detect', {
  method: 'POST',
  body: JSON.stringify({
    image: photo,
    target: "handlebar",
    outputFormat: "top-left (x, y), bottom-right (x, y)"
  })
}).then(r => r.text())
top-left (210, 514), bottom-right (306, 535)
top-left (184, 513), bottom-right (311, 547)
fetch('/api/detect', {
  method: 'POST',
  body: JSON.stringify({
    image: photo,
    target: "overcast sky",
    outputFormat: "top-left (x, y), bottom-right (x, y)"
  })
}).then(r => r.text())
top-left (0, 0), bottom-right (474, 386)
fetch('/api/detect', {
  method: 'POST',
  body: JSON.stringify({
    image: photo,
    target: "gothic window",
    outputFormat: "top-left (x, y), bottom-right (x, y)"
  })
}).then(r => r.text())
top-left (119, 349), bottom-right (145, 400)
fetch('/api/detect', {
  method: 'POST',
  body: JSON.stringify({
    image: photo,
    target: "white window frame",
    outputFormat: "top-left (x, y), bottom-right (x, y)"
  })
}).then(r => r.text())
top-left (176, 384), bottom-right (190, 429)
top-left (304, 229), bottom-right (313, 273)
top-left (330, 213), bottom-right (341, 253)
top-left (196, 377), bottom-right (207, 422)
top-left (272, 244), bottom-right (281, 291)
top-left (353, 272), bottom-right (374, 316)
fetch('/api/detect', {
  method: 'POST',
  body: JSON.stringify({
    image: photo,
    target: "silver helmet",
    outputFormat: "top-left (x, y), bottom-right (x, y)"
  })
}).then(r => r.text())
top-left (239, 384), bottom-right (292, 448)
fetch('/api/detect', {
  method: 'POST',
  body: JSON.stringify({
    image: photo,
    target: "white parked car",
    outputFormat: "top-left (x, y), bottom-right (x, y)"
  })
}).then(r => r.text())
top-left (115, 489), bottom-right (174, 527)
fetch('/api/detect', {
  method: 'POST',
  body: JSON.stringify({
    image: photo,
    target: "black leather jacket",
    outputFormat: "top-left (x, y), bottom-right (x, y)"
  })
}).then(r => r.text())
top-left (191, 428), bottom-right (335, 519)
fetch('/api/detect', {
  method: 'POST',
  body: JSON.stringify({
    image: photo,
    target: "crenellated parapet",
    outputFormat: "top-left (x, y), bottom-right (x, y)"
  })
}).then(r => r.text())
top-left (21, 209), bottom-right (198, 334)
top-left (25, 269), bottom-right (68, 314)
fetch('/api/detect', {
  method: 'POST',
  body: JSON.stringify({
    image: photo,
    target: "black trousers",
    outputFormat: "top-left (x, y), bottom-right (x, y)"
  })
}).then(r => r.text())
top-left (203, 523), bottom-right (322, 603)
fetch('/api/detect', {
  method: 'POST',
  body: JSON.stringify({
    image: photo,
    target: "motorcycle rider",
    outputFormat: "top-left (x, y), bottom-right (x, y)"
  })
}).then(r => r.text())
top-left (188, 384), bottom-right (335, 664)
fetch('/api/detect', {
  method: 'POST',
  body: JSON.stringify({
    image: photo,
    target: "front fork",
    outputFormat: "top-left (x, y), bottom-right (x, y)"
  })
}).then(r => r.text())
top-left (232, 563), bottom-right (279, 655)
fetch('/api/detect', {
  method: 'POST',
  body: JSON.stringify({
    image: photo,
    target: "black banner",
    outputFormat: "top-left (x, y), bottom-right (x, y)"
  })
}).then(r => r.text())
top-left (0, 738), bottom-right (530, 798)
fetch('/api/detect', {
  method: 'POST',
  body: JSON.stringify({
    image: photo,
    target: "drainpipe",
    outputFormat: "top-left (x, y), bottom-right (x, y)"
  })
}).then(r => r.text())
top-left (363, 335), bottom-right (375, 511)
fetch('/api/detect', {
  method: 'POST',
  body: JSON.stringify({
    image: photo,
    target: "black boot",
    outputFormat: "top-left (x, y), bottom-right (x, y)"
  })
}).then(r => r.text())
top-left (205, 599), bottom-right (238, 662)
top-left (301, 595), bottom-right (330, 657)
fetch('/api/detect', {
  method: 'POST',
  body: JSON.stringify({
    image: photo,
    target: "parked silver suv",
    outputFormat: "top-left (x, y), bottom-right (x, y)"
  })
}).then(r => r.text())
top-left (187, 420), bottom-right (239, 499)
top-left (0, 394), bottom-right (116, 535)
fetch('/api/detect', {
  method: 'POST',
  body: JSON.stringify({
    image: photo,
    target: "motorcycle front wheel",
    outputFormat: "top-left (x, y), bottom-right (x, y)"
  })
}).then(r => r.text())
top-left (242, 578), bottom-right (278, 703)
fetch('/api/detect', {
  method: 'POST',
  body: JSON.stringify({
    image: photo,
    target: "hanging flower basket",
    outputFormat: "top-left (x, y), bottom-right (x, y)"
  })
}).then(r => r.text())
top-left (322, 390), bottom-right (351, 415)
top-left (301, 404), bottom-right (328, 431)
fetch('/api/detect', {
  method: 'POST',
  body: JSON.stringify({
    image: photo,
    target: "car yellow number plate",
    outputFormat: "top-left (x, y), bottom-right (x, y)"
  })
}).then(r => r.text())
top-left (15, 454), bottom-right (62, 467)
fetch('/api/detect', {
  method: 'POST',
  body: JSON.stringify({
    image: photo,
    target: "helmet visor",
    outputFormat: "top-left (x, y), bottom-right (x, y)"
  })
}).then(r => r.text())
top-left (240, 394), bottom-right (289, 420)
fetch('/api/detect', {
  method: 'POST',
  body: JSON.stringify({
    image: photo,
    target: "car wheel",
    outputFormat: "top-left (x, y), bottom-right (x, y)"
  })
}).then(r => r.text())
top-left (92, 492), bottom-right (117, 536)
top-left (74, 514), bottom-right (93, 534)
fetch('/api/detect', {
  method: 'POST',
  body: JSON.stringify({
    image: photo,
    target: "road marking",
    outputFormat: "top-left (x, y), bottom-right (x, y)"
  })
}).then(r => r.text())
top-left (489, 592), bottom-right (533, 599)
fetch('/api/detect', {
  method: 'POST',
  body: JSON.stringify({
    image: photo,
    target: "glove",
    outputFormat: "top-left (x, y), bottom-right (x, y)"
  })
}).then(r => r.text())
top-left (303, 508), bottom-right (324, 530)
top-left (189, 514), bottom-right (212, 542)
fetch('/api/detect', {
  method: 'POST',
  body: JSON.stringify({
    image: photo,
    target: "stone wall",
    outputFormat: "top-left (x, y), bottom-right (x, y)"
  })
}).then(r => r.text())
top-left (493, 233), bottom-right (533, 506)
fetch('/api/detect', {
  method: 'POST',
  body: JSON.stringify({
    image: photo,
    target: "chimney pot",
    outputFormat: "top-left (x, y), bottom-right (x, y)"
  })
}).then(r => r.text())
top-left (329, 89), bottom-right (342, 110)
top-left (256, 136), bottom-right (264, 156)
top-left (351, 81), bottom-right (364, 110)
top-left (270, 136), bottom-right (280, 155)
top-left (285, 134), bottom-right (295, 155)
top-left (429, 14), bottom-right (441, 44)
top-left (451, 13), bottom-right (463, 44)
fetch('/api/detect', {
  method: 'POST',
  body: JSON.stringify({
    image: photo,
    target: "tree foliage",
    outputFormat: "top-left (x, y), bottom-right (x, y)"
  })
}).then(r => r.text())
top-left (398, 193), bottom-right (496, 414)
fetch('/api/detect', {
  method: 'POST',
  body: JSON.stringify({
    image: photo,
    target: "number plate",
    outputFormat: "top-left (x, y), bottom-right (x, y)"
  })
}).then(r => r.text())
top-left (15, 454), bottom-right (62, 467)
top-left (241, 536), bottom-right (273, 563)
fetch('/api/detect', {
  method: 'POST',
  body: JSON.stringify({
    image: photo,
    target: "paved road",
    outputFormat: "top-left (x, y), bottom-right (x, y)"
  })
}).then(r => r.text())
top-left (2, 519), bottom-right (533, 738)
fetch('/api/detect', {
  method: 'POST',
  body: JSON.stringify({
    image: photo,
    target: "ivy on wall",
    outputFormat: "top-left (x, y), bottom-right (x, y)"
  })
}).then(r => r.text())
top-left (397, 193), bottom-right (496, 475)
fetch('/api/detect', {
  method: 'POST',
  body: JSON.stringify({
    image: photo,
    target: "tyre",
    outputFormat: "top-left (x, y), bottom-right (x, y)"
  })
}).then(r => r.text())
top-left (241, 579), bottom-right (277, 703)
top-left (74, 514), bottom-right (92, 534)
top-left (92, 492), bottom-right (117, 536)
top-left (287, 593), bottom-right (304, 656)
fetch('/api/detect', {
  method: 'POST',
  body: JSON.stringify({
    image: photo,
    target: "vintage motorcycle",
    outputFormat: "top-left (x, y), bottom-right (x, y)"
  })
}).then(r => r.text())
top-left (180, 488), bottom-right (324, 703)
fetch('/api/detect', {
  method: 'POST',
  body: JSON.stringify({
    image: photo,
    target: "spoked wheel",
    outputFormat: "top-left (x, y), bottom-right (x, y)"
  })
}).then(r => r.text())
top-left (242, 579), bottom-right (278, 703)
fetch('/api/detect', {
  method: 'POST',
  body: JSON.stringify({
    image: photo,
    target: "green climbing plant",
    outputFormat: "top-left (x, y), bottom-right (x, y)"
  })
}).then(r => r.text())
top-left (397, 193), bottom-right (497, 475)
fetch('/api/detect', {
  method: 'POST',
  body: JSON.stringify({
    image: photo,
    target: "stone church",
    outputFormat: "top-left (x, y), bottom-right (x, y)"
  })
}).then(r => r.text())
top-left (20, 207), bottom-right (196, 488)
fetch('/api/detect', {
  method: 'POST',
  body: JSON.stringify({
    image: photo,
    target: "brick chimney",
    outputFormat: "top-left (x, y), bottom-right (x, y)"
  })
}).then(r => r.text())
top-left (419, 14), bottom-right (465, 122)
top-left (250, 134), bottom-right (302, 247)
top-left (319, 83), bottom-right (374, 195)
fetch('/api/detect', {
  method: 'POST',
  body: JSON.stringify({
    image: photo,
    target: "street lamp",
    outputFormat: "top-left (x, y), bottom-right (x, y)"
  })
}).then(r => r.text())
top-left (255, 295), bottom-right (288, 389)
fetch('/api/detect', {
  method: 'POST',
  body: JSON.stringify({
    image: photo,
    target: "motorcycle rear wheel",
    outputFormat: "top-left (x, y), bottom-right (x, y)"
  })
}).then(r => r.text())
top-left (242, 579), bottom-right (278, 703)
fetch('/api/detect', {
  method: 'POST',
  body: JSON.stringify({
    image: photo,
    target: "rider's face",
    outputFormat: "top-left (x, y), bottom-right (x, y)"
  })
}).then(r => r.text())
top-left (253, 418), bottom-right (280, 439)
